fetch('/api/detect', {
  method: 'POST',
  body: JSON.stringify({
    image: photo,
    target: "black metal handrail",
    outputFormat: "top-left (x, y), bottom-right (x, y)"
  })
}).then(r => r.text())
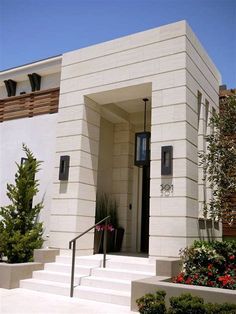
top-left (69, 215), bottom-right (110, 297)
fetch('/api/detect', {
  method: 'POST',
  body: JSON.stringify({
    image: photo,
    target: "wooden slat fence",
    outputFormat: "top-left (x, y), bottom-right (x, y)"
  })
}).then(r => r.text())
top-left (0, 88), bottom-right (59, 122)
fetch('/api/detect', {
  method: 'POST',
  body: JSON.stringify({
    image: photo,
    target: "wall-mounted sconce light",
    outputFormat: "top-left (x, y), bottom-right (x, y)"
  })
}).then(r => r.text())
top-left (161, 146), bottom-right (173, 175)
top-left (59, 155), bottom-right (70, 181)
top-left (134, 98), bottom-right (150, 167)
top-left (21, 157), bottom-right (28, 165)
top-left (28, 73), bottom-right (41, 92)
top-left (4, 79), bottom-right (17, 97)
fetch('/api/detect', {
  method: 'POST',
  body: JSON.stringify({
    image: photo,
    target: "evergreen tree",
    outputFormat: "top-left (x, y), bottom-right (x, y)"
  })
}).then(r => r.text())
top-left (0, 144), bottom-right (43, 263)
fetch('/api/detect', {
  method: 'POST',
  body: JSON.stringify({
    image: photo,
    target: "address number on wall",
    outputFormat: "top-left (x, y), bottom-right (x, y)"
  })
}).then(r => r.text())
top-left (160, 184), bottom-right (173, 193)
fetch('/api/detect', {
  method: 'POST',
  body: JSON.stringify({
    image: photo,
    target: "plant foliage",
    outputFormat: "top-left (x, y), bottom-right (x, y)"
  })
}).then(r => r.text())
top-left (168, 293), bottom-right (236, 314)
top-left (136, 290), bottom-right (167, 314)
top-left (95, 193), bottom-right (118, 228)
top-left (173, 240), bottom-right (236, 290)
top-left (168, 293), bottom-right (205, 314)
top-left (136, 291), bottom-right (236, 314)
top-left (0, 144), bottom-right (43, 263)
top-left (199, 96), bottom-right (236, 222)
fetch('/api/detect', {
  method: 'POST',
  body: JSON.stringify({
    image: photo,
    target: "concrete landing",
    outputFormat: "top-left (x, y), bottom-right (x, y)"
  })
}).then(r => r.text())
top-left (0, 288), bottom-right (135, 314)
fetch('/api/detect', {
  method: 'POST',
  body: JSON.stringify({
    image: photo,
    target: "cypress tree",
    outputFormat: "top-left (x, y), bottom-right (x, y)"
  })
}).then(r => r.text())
top-left (0, 144), bottom-right (43, 263)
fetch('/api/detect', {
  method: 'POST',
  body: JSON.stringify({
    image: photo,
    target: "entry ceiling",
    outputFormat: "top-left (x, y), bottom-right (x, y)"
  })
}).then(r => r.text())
top-left (88, 82), bottom-right (152, 114)
top-left (114, 98), bottom-right (151, 113)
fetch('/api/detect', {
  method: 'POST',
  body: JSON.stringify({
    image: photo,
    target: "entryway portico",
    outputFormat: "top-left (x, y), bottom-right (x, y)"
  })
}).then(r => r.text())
top-left (49, 20), bottom-right (222, 258)
top-left (89, 84), bottom-right (152, 254)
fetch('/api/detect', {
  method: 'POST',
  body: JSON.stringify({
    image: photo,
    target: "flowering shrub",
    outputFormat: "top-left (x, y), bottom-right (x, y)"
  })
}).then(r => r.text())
top-left (173, 241), bottom-right (236, 290)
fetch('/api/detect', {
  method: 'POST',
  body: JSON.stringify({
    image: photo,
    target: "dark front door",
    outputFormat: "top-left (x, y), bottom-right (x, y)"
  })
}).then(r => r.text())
top-left (141, 165), bottom-right (150, 253)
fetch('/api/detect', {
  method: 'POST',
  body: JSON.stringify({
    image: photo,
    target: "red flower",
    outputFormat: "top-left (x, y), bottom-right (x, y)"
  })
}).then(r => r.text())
top-left (185, 277), bottom-right (192, 284)
top-left (208, 264), bottom-right (213, 270)
top-left (229, 255), bottom-right (235, 260)
top-left (208, 272), bottom-right (213, 276)
top-left (207, 280), bottom-right (214, 287)
top-left (218, 274), bottom-right (232, 286)
top-left (175, 273), bottom-right (184, 283)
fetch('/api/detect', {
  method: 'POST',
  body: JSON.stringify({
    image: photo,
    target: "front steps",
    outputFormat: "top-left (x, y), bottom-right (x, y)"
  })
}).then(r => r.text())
top-left (20, 254), bottom-right (157, 306)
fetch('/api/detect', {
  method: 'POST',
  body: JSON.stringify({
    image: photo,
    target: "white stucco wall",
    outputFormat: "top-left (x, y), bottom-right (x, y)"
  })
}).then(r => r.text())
top-left (0, 114), bottom-right (57, 245)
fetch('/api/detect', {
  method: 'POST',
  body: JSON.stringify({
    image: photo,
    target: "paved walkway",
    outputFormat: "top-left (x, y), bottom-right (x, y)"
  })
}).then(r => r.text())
top-left (0, 289), bottom-right (135, 314)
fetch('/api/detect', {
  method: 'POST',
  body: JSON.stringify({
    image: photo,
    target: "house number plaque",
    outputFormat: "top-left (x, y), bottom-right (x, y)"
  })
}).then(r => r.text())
top-left (160, 184), bottom-right (173, 193)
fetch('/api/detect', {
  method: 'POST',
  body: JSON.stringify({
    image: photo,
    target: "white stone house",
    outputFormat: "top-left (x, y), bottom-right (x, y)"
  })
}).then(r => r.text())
top-left (0, 20), bottom-right (222, 259)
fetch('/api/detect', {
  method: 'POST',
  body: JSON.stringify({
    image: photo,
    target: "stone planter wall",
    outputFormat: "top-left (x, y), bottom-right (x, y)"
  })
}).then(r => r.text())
top-left (0, 262), bottom-right (43, 289)
top-left (33, 248), bottom-right (60, 263)
top-left (131, 276), bottom-right (236, 311)
top-left (0, 249), bottom-right (59, 289)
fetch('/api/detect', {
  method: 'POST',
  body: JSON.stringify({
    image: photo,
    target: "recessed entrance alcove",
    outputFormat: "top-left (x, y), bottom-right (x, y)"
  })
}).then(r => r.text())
top-left (88, 83), bottom-right (152, 254)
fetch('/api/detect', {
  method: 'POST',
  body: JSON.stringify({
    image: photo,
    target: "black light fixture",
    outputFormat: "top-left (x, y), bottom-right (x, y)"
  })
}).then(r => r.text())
top-left (28, 73), bottom-right (41, 92)
top-left (134, 98), bottom-right (151, 167)
top-left (4, 79), bottom-right (17, 97)
top-left (161, 146), bottom-right (173, 175)
top-left (21, 157), bottom-right (28, 165)
top-left (59, 155), bottom-right (70, 181)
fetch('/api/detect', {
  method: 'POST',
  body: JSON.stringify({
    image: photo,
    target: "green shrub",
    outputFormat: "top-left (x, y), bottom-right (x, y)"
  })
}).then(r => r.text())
top-left (0, 221), bottom-right (5, 261)
top-left (205, 302), bottom-right (236, 314)
top-left (168, 293), bottom-right (206, 314)
top-left (136, 290), bottom-right (236, 314)
top-left (173, 240), bottom-right (236, 289)
top-left (0, 144), bottom-right (43, 263)
top-left (136, 290), bottom-right (167, 314)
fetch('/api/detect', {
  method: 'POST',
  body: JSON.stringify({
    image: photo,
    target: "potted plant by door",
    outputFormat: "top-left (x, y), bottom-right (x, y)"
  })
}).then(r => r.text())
top-left (94, 193), bottom-right (124, 253)
top-left (108, 197), bottom-right (124, 252)
top-left (94, 193), bottom-right (108, 254)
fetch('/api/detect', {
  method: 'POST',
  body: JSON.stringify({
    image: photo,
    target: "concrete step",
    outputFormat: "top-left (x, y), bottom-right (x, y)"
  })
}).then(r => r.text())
top-left (80, 276), bottom-right (131, 291)
top-left (20, 254), bottom-right (156, 307)
top-left (44, 263), bottom-right (93, 275)
top-left (20, 278), bottom-right (130, 306)
top-left (74, 285), bottom-right (130, 306)
top-left (91, 267), bottom-right (154, 281)
top-left (56, 255), bottom-right (102, 267)
top-left (33, 270), bottom-right (84, 285)
top-left (20, 279), bottom-right (70, 296)
top-left (106, 260), bottom-right (155, 273)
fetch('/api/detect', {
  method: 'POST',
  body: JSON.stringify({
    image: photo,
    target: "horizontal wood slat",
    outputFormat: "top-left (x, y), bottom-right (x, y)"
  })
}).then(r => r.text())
top-left (223, 221), bottom-right (236, 236)
top-left (0, 88), bottom-right (59, 122)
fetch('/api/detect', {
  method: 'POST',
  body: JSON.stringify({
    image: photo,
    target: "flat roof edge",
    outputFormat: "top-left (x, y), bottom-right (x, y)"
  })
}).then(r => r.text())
top-left (0, 55), bottom-right (62, 75)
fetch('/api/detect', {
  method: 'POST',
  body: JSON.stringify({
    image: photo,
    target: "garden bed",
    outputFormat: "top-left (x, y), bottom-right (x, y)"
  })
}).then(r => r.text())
top-left (131, 276), bottom-right (236, 312)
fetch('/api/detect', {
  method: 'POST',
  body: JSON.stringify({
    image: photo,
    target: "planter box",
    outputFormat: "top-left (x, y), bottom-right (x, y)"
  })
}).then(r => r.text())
top-left (131, 276), bottom-right (236, 312)
top-left (155, 258), bottom-right (181, 277)
top-left (94, 228), bottom-right (124, 253)
top-left (0, 262), bottom-right (43, 289)
top-left (94, 230), bottom-right (103, 254)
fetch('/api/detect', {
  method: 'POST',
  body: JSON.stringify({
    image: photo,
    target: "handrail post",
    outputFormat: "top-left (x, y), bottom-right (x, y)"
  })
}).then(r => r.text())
top-left (70, 241), bottom-right (76, 297)
top-left (68, 215), bottom-right (110, 297)
top-left (103, 219), bottom-right (108, 268)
